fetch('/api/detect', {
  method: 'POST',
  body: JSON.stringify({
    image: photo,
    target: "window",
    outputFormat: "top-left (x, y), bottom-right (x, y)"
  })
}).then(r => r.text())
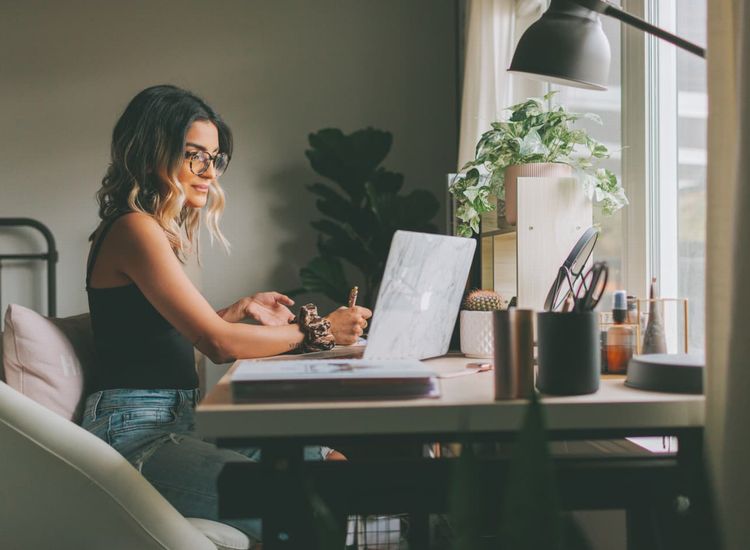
top-left (471, 0), bottom-right (707, 354)
top-left (554, 0), bottom-right (707, 352)
top-left (647, 0), bottom-right (707, 352)
top-left (674, 0), bottom-right (707, 352)
top-left (560, 1), bottom-right (707, 457)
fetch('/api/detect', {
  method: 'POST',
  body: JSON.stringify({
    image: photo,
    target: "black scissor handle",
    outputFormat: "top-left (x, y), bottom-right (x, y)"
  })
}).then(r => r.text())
top-left (578, 261), bottom-right (609, 312)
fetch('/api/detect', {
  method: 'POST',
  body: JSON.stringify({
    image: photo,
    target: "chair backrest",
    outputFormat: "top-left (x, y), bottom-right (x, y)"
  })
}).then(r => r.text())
top-left (0, 379), bottom-right (215, 550)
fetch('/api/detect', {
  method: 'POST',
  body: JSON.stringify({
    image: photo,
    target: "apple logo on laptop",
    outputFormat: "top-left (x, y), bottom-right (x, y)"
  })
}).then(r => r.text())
top-left (420, 291), bottom-right (432, 311)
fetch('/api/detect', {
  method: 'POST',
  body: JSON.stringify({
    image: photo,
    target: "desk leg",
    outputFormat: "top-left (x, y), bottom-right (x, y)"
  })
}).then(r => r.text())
top-left (261, 443), bottom-right (318, 550)
top-left (626, 507), bottom-right (660, 550)
top-left (673, 430), bottom-right (721, 550)
top-left (626, 430), bottom-right (720, 550)
top-left (408, 511), bottom-right (431, 548)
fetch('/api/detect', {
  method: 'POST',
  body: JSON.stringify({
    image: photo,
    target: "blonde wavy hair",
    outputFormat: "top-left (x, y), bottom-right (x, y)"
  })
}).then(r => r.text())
top-left (95, 85), bottom-right (232, 261)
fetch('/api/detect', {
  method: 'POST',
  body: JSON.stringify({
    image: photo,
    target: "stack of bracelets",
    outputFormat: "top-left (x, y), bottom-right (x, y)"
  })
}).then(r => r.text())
top-left (292, 303), bottom-right (335, 352)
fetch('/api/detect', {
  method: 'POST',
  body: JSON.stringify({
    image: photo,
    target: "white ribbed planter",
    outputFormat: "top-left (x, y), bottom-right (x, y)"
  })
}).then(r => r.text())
top-left (459, 310), bottom-right (494, 359)
top-left (504, 163), bottom-right (573, 225)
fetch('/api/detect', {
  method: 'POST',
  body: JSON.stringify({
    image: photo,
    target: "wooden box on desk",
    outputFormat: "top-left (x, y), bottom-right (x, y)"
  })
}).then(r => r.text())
top-left (480, 176), bottom-right (592, 310)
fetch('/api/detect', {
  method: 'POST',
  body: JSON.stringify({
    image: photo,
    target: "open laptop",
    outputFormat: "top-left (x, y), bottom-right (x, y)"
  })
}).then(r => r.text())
top-left (362, 230), bottom-right (476, 359)
top-left (276, 230), bottom-right (476, 361)
top-left (231, 231), bottom-right (476, 400)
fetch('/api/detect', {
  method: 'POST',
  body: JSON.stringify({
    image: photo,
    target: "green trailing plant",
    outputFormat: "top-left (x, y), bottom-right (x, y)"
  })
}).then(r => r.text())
top-left (293, 127), bottom-right (440, 307)
top-left (450, 91), bottom-right (628, 237)
top-left (462, 289), bottom-right (507, 312)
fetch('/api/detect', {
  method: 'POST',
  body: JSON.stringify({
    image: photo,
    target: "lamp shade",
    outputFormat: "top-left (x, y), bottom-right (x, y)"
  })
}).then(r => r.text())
top-left (509, 0), bottom-right (611, 91)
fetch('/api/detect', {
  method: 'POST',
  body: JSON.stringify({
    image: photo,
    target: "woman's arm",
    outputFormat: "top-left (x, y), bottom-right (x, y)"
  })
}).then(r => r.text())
top-left (107, 214), bottom-right (369, 362)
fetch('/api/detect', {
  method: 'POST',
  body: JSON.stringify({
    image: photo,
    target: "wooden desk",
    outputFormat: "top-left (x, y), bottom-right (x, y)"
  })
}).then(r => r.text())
top-left (197, 355), bottom-right (707, 549)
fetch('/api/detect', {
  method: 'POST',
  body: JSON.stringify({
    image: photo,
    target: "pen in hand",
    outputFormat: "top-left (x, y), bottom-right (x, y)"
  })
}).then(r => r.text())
top-left (348, 286), bottom-right (368, 338)
top-left (348, 286), bottom-right (359, 309)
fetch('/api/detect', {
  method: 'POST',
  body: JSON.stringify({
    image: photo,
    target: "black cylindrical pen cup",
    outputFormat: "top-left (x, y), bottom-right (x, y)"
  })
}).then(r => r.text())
top-left (536, 311), bottom-right (600, 395)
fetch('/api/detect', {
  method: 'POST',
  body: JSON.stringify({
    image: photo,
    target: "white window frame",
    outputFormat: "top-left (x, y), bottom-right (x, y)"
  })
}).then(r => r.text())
top-left (621, 0), bottom-right (683, 300)
top-left (649, 0), bottom-right (679, 302)
top-left (621, 0), bottom-right (649, 299)
top-left (622, 0), bottom-right (703, 453)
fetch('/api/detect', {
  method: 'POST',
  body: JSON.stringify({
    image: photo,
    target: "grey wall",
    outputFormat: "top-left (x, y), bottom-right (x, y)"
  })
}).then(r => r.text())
top-left (0, 5), bottom-right (629, 547)
top-left (0, 0), bottom-right (458, 324)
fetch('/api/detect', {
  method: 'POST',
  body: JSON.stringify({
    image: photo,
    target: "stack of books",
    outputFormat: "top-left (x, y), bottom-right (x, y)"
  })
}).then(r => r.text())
top-left (230, 359), bottom-right (440, 402)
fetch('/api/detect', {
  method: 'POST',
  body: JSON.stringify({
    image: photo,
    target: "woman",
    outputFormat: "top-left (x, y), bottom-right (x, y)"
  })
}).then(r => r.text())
top-left (81, 84), bottom-right (371, 541)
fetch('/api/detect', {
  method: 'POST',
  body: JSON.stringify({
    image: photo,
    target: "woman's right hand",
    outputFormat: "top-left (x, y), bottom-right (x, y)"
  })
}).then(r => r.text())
top-left (326, 306), bottom-right (372, 345)
top-left (217, 292), bottom-right (295, 326)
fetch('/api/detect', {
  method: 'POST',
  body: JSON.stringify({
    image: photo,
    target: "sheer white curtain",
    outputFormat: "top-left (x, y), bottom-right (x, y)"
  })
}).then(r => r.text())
top-left (457, 0), bottom-right (545, 168)
top-left (706, 1), bottom-right (750, 548)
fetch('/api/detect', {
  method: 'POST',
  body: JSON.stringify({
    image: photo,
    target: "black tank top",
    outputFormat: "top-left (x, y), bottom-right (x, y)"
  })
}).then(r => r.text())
top-left (86, 213), bottom-right (199, 392)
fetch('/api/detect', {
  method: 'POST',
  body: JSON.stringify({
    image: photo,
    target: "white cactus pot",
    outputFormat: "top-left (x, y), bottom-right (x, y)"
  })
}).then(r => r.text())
top-left (460, 310), bottom-right (495, 358)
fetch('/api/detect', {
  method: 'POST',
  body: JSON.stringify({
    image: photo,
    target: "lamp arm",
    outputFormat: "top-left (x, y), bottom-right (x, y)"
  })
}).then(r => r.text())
top-left (573, 0), bottom-right (706, 58)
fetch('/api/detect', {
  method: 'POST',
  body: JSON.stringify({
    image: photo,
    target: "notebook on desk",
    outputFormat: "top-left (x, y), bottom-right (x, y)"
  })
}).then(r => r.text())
top-left (231, 359), bottom-right (440, 401)
top-left (231, 230), bottom-right (475, 401)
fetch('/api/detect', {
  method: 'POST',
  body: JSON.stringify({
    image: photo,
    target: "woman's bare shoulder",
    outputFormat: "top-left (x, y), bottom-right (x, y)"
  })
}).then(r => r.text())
top-left (89, 213), bottom-right (167, 286)
top-left (96, 213), bottom-right (174, 271)
top-left (111, 211), bottom-right (160, 230)
top-left (108, 212), bottom-right (167, 245)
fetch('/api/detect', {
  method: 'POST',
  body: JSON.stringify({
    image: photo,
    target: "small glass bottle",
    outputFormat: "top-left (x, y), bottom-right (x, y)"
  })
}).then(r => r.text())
top-left (627, 295), bottom-right (638, 324)
top-left (600, 326), bottom-right (609, 374)
top-left (599, 311), bottom-right (611, 374)
top-left (606, 291), bottom-right (635, 375)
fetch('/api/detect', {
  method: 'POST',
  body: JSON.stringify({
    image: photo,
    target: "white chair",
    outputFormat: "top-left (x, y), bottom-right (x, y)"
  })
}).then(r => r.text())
top-left (0, 313), bottom-right (253, 550)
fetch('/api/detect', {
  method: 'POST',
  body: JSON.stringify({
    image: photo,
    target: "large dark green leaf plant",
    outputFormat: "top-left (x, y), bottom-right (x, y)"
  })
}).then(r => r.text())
top-left (293, 127), bottom-right (440, 307)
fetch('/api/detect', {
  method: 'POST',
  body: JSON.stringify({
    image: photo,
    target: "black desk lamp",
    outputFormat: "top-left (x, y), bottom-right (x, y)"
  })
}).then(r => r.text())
top-left (508, 0), bottom-right (706, 90)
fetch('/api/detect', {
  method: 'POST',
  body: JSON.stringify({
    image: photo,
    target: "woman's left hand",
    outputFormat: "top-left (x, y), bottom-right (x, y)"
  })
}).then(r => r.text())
top-left (217, 292), bottom-right (296, 326)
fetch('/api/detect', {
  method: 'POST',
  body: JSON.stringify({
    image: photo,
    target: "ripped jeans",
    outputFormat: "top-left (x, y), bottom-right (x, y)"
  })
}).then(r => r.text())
top-left (81, 388), bottom-right (328, 543)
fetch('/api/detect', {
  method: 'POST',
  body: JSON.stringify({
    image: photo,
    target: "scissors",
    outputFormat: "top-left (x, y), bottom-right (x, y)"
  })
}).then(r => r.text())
top-left (573, 261), bottom-right (609, 312)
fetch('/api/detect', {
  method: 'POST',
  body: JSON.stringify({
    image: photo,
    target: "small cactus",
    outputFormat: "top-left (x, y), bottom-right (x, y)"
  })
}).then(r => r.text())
top-left (462, 289), bottom-right (506, 311)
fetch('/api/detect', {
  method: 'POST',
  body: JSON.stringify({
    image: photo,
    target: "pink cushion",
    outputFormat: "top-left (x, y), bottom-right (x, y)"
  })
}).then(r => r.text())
top-left (2, 304), bottom-right (95, 423)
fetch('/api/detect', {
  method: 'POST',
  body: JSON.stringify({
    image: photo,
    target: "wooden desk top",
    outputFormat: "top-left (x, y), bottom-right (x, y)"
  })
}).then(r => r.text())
top-left (196, 354), bottom-right (704, 440)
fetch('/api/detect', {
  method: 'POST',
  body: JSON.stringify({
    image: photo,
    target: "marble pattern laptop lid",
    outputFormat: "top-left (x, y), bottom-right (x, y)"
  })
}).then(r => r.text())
top-left (363, 230), bottom-right (476, 360)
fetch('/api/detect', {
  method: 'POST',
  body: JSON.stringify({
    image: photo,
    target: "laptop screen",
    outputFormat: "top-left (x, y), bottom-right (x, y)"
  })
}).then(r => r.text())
top-left (363, 230), bottom-right (476, 360)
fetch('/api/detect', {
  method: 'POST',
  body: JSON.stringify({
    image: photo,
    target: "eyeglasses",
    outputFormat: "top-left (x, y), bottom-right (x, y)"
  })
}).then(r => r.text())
top-left (184, 150), bottom-right (229, 177)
